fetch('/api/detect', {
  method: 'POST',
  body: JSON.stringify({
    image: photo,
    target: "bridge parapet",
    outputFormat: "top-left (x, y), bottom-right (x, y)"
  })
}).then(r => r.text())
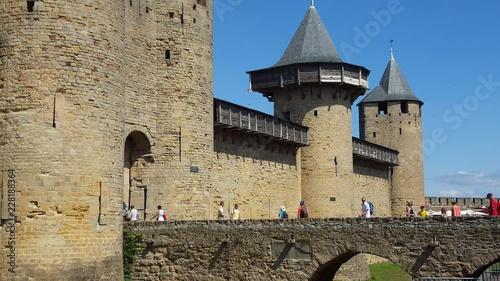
top-left (128, 217), bottom-right (500, 280)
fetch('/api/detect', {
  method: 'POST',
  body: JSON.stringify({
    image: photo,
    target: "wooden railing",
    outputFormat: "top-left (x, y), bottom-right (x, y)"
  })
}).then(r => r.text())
top-left (214, 99), bottom-right (308, 146)
top-left (352, 137), bottom-right (399, 165)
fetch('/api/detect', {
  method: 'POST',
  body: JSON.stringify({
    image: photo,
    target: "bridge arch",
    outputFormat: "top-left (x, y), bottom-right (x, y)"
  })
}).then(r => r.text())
top-left (310, 249), bottom-right (409, 281)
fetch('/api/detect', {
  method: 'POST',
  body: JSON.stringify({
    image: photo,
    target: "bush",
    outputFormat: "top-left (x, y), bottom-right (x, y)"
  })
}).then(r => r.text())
top-left (123, 227), bottom-right (142, 281)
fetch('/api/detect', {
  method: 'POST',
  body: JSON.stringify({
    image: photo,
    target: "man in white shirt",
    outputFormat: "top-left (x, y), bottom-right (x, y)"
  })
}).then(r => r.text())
top-left (218, 202), bottom-right (226, 220)
top-left (361, 197), bottom-right (371, 218)
top-left (130, 205), bottom-right (139, 221)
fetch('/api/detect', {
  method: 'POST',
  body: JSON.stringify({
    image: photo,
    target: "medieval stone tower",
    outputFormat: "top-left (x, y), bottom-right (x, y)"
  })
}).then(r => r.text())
top-left (248, 5), bottom-right (370, 217)
top-left (358, 49), bottom-right (425, 216)
top-left (0, 0), bottom-right (213, 279)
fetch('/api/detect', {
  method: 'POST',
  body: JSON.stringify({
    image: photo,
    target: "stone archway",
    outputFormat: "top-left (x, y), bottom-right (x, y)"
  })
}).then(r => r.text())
top-left (310, 251), bottom-right (409, 281)
top-left (124, 130), bottom-right (153, 220)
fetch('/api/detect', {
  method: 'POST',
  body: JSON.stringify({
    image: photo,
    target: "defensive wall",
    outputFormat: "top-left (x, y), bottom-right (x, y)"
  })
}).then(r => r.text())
top-left (129, 217), bottom-right (500, 281)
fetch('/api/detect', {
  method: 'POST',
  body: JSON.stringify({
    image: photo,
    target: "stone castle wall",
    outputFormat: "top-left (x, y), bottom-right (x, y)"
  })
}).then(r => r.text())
top-left (353, 162), bottom-right (392, 217)
top-left (213, 129), bottom-right (301, 219)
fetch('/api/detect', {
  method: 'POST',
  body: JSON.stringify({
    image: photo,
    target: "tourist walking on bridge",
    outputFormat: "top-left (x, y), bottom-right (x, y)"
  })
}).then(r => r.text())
top-left (486, 193), bottom-right (499, 216)
top-left (451, 201), bottom-right (461, 217)
top-left (218, 201), bottom-right (226, 220)
top-left (405, 201), bottom-right (415, 219)
top-left (360, 197), bottom-right (371, 218)
top-left (151, 205), bottom-right (166, 221)
top-left (417, 205), bottom-right (429, 218)
top-left (297, 201), bottom-right (308, 218)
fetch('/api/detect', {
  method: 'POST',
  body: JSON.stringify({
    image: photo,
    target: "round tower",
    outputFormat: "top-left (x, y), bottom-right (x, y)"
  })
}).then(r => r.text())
top-left (358, 49), bottom-right (424, 216)
top-left (248, 4), bottom-right (370, 217)
top-left (0, 1), bottom-right (126, 279)
top-left (149, 0), bottom-right (214, 220)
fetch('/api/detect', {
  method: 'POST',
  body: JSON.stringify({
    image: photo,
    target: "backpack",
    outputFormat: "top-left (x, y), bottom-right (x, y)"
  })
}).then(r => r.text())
top-left (163, 213), bottom-right (167, 220)
top-left (300, 206), bottom-right (308, 218)
top-left (283, 211), bottom-right (289, 219)
top-left (368, 202), bottom-right (374, 216)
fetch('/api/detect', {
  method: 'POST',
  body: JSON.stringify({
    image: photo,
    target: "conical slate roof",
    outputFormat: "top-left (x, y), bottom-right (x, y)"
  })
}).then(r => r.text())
top-left (360, 55), bottom-right (422, 104)
top-left (273, 5), bottom-right (343, 67)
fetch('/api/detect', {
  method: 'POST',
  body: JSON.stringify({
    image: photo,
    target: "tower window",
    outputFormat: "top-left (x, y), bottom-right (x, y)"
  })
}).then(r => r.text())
top-left (193, 18), bottom-right (196, 23)
top-left (169, 12), bottom-right (175, 18)
top-left (193, 4), bottom-right (197, 10)
top-left (129, 0), bottom-right (133, 7)
top-left (197, 0), bottom-right (207, 7)
top-left (314, 110), bottom-right (318, 117)
top-left (283, 111), bottom-right (290, 121)
top-left (401, 101), bottom-right (409, 114)
top-left (399, 128), bottom-right (402, 135)
top-left (165, 50), bottom-right (171, 60)
top-left (373, 132), bottom-right (376, 138)
top-left (378, 102), bottom-right (387, 115)
top-left (27, 1), bottom-right (35, 12)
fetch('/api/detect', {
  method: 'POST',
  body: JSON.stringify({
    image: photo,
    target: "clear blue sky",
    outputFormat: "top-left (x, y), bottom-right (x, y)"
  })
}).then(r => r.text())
top-left (212, 0), bottom-right (500, 198)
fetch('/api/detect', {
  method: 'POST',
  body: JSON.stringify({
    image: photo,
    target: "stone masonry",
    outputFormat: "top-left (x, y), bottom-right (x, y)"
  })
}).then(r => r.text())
top-left (129, 217), bottom-right (500, 280)
top-left (1, 1), bottom-right (426, 279)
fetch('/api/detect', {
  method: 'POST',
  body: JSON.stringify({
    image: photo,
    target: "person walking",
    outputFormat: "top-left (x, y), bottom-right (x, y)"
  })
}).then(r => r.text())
top-left (360, 197), bottom-right (371, 218)
top-left (417, 204), bottom-right (429, 218)
top-left (451, 201), bottom-right (461, 217)
top-left (230, 203), bottom-right (240, 220)
top-left (151, 205), bottom-right (166, 221)
top-left (297, 201), bottom-right (308, 218)
top-left (218, 201), bottom-right (226, 220)
top-left (130, 205), bottom-right (139, 221)
top-left (405, 201), bottom-right (415, 219)
top-left (486, 193), bottom-right (499, 216)
top-left (278, 206), bottom-right (288, 219)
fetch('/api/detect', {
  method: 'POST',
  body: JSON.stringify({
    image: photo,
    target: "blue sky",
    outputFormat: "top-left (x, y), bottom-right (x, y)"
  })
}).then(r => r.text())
top-left (212, 0), bottom-right (500, 198)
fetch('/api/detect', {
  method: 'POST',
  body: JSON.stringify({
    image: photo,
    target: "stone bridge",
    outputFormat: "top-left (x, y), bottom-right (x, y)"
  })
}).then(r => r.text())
top-left (128, 217), bottom-right (500, 280)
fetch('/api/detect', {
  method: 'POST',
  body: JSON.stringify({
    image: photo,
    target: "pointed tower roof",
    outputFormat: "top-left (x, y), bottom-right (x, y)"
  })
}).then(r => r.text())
top-left (359, 52), bottom-right (422, 105)
top-left (274, 5), bottom-right (343, 67)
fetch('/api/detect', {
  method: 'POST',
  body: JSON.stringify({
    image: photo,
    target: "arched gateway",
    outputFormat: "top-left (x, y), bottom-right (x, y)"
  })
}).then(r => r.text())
top-left (124, 131), bottom-right (154, 220)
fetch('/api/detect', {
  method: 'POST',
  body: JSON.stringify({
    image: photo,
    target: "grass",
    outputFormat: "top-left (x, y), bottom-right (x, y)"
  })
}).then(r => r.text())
top-left (367, 262), bottom-right (412, 281)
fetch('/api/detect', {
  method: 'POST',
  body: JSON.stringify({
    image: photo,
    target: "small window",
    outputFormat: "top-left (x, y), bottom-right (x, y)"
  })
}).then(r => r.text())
top-left (399, 128), bottom-right (402, 135)
top-left (197, 0), bottom-right (207, 7)
top-left (401, 101), bottom-right (409, 114)
top-left (378, 102), bottom-right (387, 115)
top-left (314, 110), bottom-right (318, 117)
top-left (193, 4), bottom-right (196, 10)
top-left (283, 112), bottom-right (290, 121)
top-left (165, 50), bottom-right (171, 60)
top-left (169, 12), bottom-right (175, 18)
top-left (27, 1), bottom-right (35, 12)
top-left (373, 132), bottom-right (376, 138)
top-left (193, 18), bottom-right (196, 23)
top-left (129, 0), bottom-right (133, 7)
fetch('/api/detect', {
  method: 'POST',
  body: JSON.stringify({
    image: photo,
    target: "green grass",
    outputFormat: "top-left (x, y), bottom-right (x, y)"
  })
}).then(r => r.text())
top-left (366, 262), bottom-right (412, 281)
